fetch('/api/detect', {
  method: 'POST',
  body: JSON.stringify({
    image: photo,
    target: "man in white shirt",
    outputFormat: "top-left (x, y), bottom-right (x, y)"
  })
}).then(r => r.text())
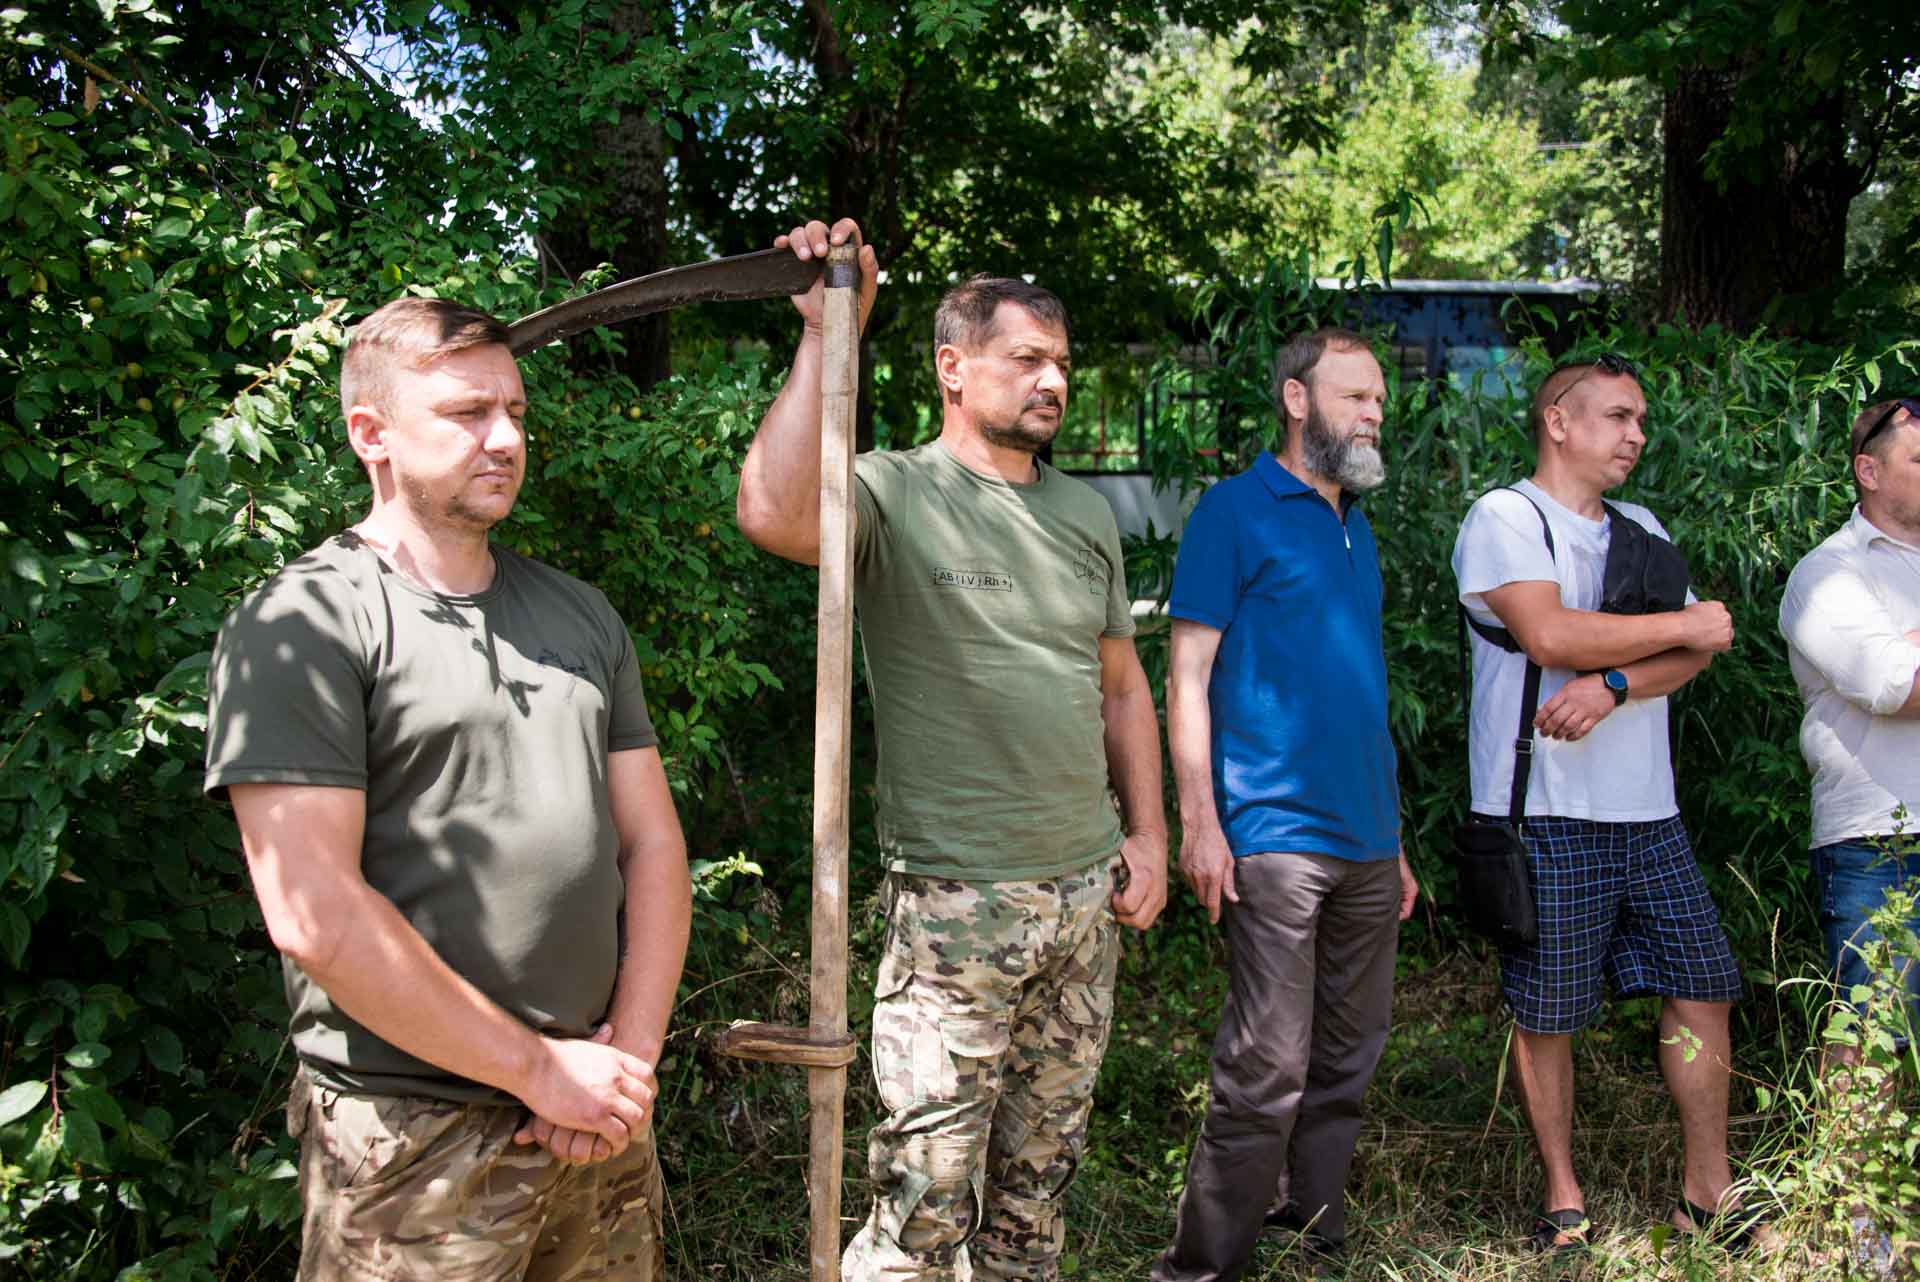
top-left (1778, 396), bottom-right (1920, 1056)
top-left (1451, 356), bottom-right (1750, 1254)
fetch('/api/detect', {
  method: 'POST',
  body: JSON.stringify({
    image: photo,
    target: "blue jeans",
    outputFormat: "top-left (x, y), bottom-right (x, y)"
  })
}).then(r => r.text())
top-left (1810, 839), bottom-right (1920, 1043)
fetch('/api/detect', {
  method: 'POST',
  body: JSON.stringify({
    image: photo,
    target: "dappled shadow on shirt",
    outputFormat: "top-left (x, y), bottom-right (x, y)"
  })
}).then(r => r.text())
top-left (206, 532), bottom-right (624, 1093)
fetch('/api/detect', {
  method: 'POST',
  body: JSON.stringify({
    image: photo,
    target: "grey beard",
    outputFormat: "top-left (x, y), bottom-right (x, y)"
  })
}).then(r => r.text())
top-left (1301, 404), bottom-right (1386, 492)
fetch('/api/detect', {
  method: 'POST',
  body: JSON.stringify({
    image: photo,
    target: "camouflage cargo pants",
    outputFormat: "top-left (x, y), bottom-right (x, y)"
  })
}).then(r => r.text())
top-left (287, 1069), bottom-right (665, 1282)
top-left (842, 860), bottom-right (1121, 1282)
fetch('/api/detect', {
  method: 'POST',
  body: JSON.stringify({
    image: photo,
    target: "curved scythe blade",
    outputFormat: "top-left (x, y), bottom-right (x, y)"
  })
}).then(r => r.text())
top-left (507, 248), bottom-right (823, 356)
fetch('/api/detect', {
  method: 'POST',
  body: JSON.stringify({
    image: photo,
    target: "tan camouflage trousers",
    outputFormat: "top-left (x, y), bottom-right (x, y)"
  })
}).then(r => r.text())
top-left (288, 1070), bottom-right (665, 1282)
top-left (843, 860), bottom-right (1121, 1282)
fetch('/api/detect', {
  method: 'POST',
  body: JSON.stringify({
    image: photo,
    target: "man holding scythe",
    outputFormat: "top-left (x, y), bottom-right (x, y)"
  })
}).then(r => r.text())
top-left (739, 218), bottom-right (1169, 1282)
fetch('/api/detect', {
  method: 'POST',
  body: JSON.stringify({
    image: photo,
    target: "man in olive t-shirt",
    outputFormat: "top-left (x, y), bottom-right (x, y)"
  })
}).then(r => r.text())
top-left (204, 297), bottom-right (691, 1282)
top-left (738, 219), bottom-right (1168, 1282)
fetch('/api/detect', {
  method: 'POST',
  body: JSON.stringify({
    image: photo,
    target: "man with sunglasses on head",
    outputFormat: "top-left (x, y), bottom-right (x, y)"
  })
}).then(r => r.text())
top-left (1779, 397), bottom-right (1920, 1069)
top-left (1451, 356), bottom-right (1753, 1255)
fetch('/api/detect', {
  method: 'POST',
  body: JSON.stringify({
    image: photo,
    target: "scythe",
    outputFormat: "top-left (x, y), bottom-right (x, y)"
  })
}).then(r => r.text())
top-left (510, 243), bottom-right (864, 1282)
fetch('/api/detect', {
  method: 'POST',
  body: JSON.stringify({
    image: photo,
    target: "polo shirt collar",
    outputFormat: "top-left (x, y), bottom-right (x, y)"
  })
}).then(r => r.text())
top-left (1255, 450), bottom-right (1357, 515)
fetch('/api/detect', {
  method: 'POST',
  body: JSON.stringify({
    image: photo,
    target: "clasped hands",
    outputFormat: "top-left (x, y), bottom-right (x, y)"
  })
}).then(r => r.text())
top-left (514, 1023), bottom-right (658, 1167)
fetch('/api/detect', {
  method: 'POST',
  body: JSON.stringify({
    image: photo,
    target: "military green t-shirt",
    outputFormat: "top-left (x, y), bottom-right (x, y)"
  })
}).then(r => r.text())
top-left (853, 442), bottom-right (1136, 880)
top-left (204, 532), bottom-right (657, 1102)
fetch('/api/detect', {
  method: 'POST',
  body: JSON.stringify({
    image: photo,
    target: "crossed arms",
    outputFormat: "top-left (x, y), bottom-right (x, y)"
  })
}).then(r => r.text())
top-left (231, 745), bottom-right (691, 1166)
top-left (1477, 582), bottom-right (1734, 742)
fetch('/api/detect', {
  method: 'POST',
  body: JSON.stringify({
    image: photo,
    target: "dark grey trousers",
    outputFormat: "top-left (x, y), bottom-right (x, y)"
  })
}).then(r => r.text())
top-left (1153, 851), bottom-right (1401, 1282)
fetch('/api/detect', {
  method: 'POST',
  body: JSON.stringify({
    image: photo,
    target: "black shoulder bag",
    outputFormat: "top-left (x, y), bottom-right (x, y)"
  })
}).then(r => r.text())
top-left (1451, 489), bottom-right (1554, 950)
top-left (1596, 502), bottom-right (1691, 616)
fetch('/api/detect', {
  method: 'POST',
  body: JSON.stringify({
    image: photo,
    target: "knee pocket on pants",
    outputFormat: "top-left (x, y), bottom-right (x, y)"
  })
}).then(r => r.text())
top-left (876, 1135), bottom-right (985, 1257)
top-left (1056, 979), bottom-right (1112, 1032)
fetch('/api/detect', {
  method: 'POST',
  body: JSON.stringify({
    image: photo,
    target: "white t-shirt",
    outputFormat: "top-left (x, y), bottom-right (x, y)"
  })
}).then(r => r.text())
top-left (1778, 507), bottom-right (1920, 847)
top-left (1451, 479), bottom-right (1682, 822)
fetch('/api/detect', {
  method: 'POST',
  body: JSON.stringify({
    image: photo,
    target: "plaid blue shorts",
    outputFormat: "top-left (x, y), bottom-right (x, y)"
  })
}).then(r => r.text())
top-left (1497, 814), bottom-right (1742, 1034)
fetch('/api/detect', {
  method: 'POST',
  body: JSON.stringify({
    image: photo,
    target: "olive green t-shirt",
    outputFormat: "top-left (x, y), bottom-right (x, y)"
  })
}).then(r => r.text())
top-left (853, 442), bottom-right (1135, 880)
top-left (203, 532), bottom-right (657, 1102)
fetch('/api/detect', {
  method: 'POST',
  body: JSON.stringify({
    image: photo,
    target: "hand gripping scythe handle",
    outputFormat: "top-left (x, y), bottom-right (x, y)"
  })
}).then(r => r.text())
top-left (713, 241), bottom-right (861, 1282)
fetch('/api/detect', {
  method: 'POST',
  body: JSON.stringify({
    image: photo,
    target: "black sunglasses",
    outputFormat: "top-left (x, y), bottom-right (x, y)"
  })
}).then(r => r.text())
top-left (1856, 397), bottom-right (1920, 456)
top-left (1550, 353), bottom-right (1640, 407)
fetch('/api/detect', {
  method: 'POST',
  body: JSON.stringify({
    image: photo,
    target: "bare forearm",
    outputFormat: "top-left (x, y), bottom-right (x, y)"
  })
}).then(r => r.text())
top-left (1167, 676), bottom-right (1224, 844)
top-left (236, 783), bottom-right (656, 1151)
top-left (1526, 608), bottom-right (1693, 671)
top-left (606, 853), bottom-right (692, 1063)
top-left (1103, 682), bottom-right (1167, 842)
top-left (1619, 646), bottom-right (1713, 699)
top-left (737, 331), bottom-right (826, 563)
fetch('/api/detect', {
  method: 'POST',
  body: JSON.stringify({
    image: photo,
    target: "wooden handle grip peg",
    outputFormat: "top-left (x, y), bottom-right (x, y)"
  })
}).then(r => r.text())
top-left (713, 1020), bottom-right (858, 1069)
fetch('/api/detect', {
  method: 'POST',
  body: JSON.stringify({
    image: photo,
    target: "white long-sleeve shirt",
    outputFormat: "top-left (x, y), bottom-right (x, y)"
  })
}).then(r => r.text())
top-left (1778, 506), bottom-right (1920, 846)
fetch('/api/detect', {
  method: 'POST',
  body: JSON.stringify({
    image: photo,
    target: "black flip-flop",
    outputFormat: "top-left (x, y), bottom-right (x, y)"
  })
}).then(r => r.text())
top-left (1531, 1207), bottom-right (1591, 1254)
top-left (1673, 1197), bottom-right (1765, 1255)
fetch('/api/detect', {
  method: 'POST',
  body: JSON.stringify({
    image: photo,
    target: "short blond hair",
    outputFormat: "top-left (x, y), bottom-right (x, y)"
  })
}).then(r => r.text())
top-left (339, 297), bottom-right (511, 416)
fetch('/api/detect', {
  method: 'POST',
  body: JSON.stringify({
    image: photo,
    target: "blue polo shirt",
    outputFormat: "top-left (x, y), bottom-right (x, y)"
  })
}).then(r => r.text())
top-left (1168, 452), bottom-right (1400, 862)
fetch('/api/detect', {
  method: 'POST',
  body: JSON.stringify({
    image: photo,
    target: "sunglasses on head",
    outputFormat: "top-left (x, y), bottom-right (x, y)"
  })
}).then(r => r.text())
top-left (1550, 353), bottom-right (1640, 407)
top-left (1856, 397), bottom-right (1920, 456)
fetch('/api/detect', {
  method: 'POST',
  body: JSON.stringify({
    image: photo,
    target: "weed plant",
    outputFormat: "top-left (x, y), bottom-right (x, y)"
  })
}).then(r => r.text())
top-left (1742, 827), bottom-right (1920, 1281)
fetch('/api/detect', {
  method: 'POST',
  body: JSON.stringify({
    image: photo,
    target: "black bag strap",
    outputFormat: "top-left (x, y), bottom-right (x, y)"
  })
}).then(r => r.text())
top-left (1461, 490), bottom-right (1554, 655)
top-left (1508, 647), bottom-right (1545, 826)
top-left (1456, 486), bottom-right (1555, 826)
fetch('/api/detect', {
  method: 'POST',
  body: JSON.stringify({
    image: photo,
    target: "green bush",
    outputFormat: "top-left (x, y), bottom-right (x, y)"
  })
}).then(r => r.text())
top-left (0, 16), bottom-right (823, 1273)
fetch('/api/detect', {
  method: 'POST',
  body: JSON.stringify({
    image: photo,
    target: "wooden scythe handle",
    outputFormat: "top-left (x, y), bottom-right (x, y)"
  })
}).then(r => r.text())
top-left (806, 240), bottom-right (860, 1282)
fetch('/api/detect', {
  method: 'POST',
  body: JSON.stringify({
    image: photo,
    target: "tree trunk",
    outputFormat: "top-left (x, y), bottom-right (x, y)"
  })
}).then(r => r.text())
top-left (797, 0), bottom-right (909, 449)
top-left (540, 0), bottom-right (674, 390)
top-left (1659, 66), bottom-right (1860, 334)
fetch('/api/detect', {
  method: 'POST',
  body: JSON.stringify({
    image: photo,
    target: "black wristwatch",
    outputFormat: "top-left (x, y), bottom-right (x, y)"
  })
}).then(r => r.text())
top-left (1601, 669), bottom-right (1629, 706)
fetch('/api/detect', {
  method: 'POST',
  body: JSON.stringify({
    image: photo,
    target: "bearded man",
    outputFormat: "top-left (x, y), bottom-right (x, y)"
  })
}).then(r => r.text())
top-left (737, 221), bottom-right (1168, 1282)
top-left (1153, 328), bottom-right (1419, 1282)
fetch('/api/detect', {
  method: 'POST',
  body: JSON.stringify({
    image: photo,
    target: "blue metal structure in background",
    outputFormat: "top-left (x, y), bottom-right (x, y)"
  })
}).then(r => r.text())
top-left (1064, 277), bottom-right (1607, 543)
top-left (1329, 277), bottom-right (1602, 398)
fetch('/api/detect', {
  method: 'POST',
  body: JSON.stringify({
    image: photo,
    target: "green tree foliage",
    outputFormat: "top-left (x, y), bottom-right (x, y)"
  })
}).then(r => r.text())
top-left (1485, 0), bottom-right (1920, 330)
top-left (673, 0), bottom-right (1421, 428)
top-left (1126, 17), bottom-right (1673, 289)
top-left (1259, 29), bottom-right (1588, 279)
